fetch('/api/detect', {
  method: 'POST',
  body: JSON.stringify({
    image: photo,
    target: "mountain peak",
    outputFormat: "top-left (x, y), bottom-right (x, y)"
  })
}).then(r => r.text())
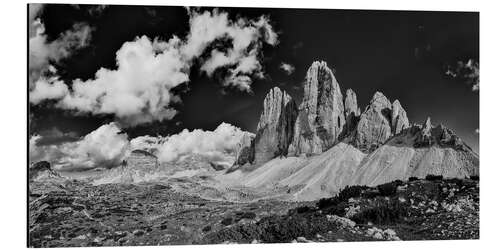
top-left (288, 61), bottom-right (345, 156)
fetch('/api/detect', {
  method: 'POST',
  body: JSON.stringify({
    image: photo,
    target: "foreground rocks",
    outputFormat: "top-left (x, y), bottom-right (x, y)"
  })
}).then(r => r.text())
top-left (28, 180), bottom-right (302, 247)
top-left (204, 177), bottom-right (479, 243)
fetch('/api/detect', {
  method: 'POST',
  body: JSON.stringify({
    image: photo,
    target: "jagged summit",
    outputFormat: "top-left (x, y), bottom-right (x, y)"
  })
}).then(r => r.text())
top-left (288, 61), bottom-right (345, 156)
top-left (254, 87), bottom-right (298, 165)
top-left (229, 60), bottom-right (478, 196)
top-left (391, 100), bottom-right (410, 135)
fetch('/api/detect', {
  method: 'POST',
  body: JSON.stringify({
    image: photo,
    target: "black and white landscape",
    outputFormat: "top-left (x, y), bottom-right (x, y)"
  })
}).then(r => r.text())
top-left (28, 4), bottom-right (479, 247)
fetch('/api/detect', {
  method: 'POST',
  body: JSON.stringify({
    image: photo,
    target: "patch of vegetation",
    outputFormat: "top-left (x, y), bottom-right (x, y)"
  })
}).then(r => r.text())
top-left (238, 212), bottom-right (257, 220)
top-left (377, 180), bottom-right (402, 196)
top-left (408, 176), bottom-right (419, 182)
top-left (350, 198), bottom-right (409, 225)
top-left (425, 174), bottom-right (443, 181)
top-left (221, 217), bottom-right (234, 226)
top-left (317, 185), bottom-right (368, 209)
top-left (469, 175), bottom-right (479, 181)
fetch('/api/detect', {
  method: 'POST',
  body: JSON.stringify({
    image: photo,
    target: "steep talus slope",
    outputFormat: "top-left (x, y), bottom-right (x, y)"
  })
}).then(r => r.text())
top-left (279, 143), bottom-right (366, 201)
top-left (223, 60), bottom-right (478, 202)
top-left (352, 119), bottom-right (478, 186)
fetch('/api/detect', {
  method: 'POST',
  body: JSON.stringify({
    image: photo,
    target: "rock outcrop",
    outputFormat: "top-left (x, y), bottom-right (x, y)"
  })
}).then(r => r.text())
top-left (344, 88), bottom-right (361, 134)
top-left (413, 117), bottom-right (469, 150)
top-left (254, 87), bottom-right (298, 165)
top-left (234, 133), bottom-right (255, 166)
top-left (288, 61), bottom-right (345, 156)
top-left (29, 161), bottom-right (61, 181)
top-left (125, 150), bottom-right (159, 171)
top-left (352, 92), bottom-right (393, 152)
top-left (391, 100), bottom-right (410, 134)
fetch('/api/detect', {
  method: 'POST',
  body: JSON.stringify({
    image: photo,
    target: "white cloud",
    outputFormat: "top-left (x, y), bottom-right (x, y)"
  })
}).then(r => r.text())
top-left (279, 62), bottom-right (295, 75)
top-left (30, 122), bottom-right (251, 171)
top-left (29, 9), bottom-right (278, 126)
top-left (29, 123), bottom-right (130, 171)
top-left (29, 77), bottom-right (69, 104)
top-left (131, 123), bottom-right (252, 166)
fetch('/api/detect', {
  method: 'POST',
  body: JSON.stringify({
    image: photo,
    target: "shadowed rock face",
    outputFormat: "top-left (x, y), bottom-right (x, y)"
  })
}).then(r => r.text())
top-left (288, 61), bottom-right (345, 156)
top-left (29, 161), bottom-right (61, 181)
top-left (254, 87), bottom-right (297, 165)
top-left (344, 88), bottom-right (361, 135)
top-left (234, 133), bottom-right (255, 166)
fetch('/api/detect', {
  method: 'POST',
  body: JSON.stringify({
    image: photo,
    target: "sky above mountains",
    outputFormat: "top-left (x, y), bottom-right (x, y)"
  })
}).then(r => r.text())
top-left (29, 4), bottom-right (479, 153)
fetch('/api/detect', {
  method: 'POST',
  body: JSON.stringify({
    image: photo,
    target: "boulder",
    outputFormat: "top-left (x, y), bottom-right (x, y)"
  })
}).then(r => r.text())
top-left (254, 87), bottom-right (297, 165)
top-left (288, 61), bottom-right (345, 156)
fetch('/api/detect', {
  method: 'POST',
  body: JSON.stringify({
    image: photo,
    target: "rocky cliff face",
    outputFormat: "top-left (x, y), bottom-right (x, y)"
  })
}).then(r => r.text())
top-left (254, 87), bottom-right (298, 165)
top-left (288, 61), bottom-right (345, 156)
top-left (352, 92), bottom-right (393, 152)
top-left (234, 133), bottom-right (255, 166)
top-left (29, 161), bottom-right (61, 182)
top-left (391, 100), bottom-right (410, 135)
top-left (413, 117), bottom-right (469, 151)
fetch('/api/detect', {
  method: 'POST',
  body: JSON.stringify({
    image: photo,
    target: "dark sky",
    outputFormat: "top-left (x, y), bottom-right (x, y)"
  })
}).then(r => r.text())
top-left (29, 4), bottom-right (479, 152)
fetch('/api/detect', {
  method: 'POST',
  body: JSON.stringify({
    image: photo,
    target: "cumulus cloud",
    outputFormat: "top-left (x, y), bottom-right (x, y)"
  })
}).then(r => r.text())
top-left (30, 122), bottom-right (251, 171)
top-left (29, 4), bottom-right (93, 87)
top-left (131, 123), bottom-right (252, 166)
top-left (29, 8), bottom-right (278, 127)
top-left (279, 62), bottom-right (295, 75)
top-left (29, 123), bottom-right (129, 171)
top-left (445, 59), bottom-right (479, 92)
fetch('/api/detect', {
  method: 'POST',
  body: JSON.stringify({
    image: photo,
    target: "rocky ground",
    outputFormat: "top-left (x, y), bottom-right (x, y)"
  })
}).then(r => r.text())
top-left (28, 179), bottom-right (304, 247)
top-left (28, 176), bottom-right (478, 247)
top-left (202, 176), bottom-right (479, 243)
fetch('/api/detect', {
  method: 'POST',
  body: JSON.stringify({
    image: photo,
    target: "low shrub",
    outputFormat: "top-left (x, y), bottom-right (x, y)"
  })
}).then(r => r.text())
top-left (221, 217), bottom-right (234, 226)
top-left (351, 198), bottom-right (408, 225)
top-left (317, 185), bottom-right (367, 209)
top-left (470, 175), bottom-right (479, 181)
top-left (295, 206), bottom-right (311, 214)
top-left (239, 212), bottom-right (257, 220)
top-left (408, 176), bottom-right (419, 182)
top-left (377, 181), bottom-right (401, 196)
top-left (425, 174), bottom-right (443, 181)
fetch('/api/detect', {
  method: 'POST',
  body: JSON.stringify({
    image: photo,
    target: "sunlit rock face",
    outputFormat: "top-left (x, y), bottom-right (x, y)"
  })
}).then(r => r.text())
top-left (352, 91), bottom-right (393, 152)
top-left (288, 61), bottom-right (345, 156)
top-left (254, 87), bottom-right (297, 165)
top-left (391, 99), bottom-right (410, 135)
